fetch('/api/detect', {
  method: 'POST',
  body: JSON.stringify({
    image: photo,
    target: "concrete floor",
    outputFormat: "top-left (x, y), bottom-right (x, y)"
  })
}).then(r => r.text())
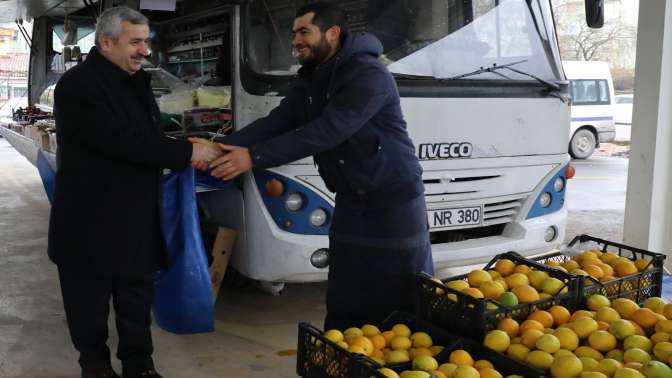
top-left (0, 138), bottom-right (326, 378)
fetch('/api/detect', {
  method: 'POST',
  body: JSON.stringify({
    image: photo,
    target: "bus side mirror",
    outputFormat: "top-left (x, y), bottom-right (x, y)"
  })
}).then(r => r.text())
top-left (585, 0), bottom-right (604, 28)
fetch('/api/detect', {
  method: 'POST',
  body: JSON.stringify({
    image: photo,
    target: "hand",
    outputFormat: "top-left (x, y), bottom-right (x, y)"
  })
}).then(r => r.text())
top-left (189, 137), bottom-right (221, 169)
top-left (190, 140), bottom-right (221, 165)
top-left (209, 144), bottom-right (253, 180)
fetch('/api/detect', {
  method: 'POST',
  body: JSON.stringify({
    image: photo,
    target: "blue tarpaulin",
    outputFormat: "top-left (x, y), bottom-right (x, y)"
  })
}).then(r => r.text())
top-left (153, 167), bottom-right (217, 334)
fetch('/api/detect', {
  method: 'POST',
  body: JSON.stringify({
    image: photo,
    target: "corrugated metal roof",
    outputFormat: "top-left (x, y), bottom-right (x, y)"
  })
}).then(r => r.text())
top-left (0, 53), bottom-right (29, 77)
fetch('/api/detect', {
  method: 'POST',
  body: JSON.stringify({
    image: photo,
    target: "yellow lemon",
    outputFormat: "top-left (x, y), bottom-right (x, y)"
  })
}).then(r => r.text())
top-left (595, 358), bottom-right (623, 376)
top-left (650, 332), bottom-right (671, 344)
top-left (344, 327), bottom-right (363, 339)
top-left (350, 336), bottom-right (374, 356)
top-left (480, 281), bottom-right (505, 299)
top-left (653, 341), bottom-right (672, 361)
top-left (588, 330), bottom-right (617, 352)
top-left (586, 295), bottom-right (611, 311)
top-left (392, 324), bottom-right (412, 338)
top-left (525, 350), bottom-right (554, 369)
top-left (467, 270), bottom-right (492, 287)
top-left (361, 324), bottom-right (381, 337)
top-left (553, 327), bottom-right (579, 351)
top-left (438, 363), bottom-right (458, 377)
top-left (575, 346), bottom-right (604, 360)
top-left (574, 317), bottom-right (599, 338)
top-left (410, 332), bottom-right (433, 348)
top-left (623, 335), bottom-right (652, 353)
top-left (411, 355), bottom-right (438, 372)
top-left (580, 357), bottom-right (600, 372)
top-left (541, 277), bottom-right (565, 295)
top-left (378, 367), bottom-right (400, 378)
top-left (479, 368), bottom-right (503, 378)
top-left (595, 307), bottom-right (621, 324)
top-left (613, 368), bottom-right (645, 378)
top-left (446, 280), bottom-right (470, 292)
top-left (612, 298), bottom-right (640, 319)
top-left (609, 319), bottom-right (636, 340)
top-left (623, 348), bottom-right (651, 364)
top-left (506, 343), bottom-right (530, 361)
top-left (473, 360), bottom-right (494, 370)
top-left (505, 273), bottom-right (529, 289)
top-left (324, 329), bottom-right (344, 343)
top-left (644, 297), bottom-right (667, 314)
top-left (390, 336), bottom-right (412, 350)
top-left (605, 349), bottom-right (624, 362)
top-left (453, 365), bottom-right (480, 378)
top-left (484, 330), bottom-right (510, 353)
top-left (535, 334), bottom-right (561, 354)
top-left (386, 350), bottom-right (410, 364)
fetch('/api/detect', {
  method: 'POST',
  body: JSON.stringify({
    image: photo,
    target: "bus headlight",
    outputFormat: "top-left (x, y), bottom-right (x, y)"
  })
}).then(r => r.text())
top-left (539, 192), bottom-right (552, 208)
top-left (285, 193), bottom-right (304, 211)
top-left (545, 226), bottom-right (558, 242)
top-left (309, 209), bottom-right (328, 227)
top-left (554, 177), bottom-right (565, 192)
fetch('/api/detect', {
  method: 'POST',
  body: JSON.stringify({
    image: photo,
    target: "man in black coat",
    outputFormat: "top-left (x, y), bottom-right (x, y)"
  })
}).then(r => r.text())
top-left (49, 7), bottom-right (219, 378)
top-left (194, 2), bottom-right (434, 329)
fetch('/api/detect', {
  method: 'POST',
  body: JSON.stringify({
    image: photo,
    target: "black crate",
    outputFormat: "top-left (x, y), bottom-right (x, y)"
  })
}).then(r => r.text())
top-left (415, 251), bottom-right (581, 341)
top-left (297, 322), bottom-right (385, 378)
top-left (533, 234), bottom-right (666, 305)
top-left (297, 311), bottom-right (546, 378)
top-left (377, 312), bottom-right (545, 378)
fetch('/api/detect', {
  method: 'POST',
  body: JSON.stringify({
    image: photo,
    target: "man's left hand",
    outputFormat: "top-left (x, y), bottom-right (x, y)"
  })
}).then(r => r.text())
top-left (210, 144), bottom-right (253, 180)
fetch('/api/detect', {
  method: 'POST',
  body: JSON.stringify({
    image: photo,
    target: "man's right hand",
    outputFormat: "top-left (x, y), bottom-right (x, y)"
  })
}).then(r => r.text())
top-left (190, 138), bottom-right (221, 166)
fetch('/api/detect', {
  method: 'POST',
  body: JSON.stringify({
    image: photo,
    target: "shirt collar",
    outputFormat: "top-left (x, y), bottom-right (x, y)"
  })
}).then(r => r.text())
top-left (86, 46), bottom-right (149, 84)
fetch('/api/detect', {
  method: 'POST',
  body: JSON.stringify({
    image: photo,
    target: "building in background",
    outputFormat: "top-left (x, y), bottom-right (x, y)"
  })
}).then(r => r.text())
top-left (0, 23), bottom-right (30, 116)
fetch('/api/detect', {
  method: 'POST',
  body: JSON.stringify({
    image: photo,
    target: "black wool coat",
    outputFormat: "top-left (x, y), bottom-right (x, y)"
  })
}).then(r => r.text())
top-left (48, 47), bottom-right (192, 278)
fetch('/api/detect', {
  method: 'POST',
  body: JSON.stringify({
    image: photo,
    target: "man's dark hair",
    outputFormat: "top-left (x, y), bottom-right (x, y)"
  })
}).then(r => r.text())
top-left (296, 2), bottom-right (348, 34)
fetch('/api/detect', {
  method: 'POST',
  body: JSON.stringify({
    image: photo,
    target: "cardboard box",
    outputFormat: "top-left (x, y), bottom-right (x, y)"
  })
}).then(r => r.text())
top-left (208, 227), bottom-right (237, 301)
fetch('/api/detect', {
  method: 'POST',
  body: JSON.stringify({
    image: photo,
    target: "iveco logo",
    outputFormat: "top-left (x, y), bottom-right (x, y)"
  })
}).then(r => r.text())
top-left (419, 143), bottom-right (473, 160)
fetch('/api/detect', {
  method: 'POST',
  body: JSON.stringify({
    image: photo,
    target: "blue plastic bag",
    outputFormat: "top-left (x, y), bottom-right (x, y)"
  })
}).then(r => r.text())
top-left (36, 150), bottom-right (55, 203)
top-left (153, 168), bottom-right (214, 334)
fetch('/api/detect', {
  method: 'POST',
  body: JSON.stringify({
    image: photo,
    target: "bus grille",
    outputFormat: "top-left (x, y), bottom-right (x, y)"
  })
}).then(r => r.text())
top-left (483, 196), bottom-right (527, 226)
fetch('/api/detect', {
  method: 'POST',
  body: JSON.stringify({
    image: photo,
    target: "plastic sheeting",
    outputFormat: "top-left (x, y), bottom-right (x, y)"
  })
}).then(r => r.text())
top-left (36, 150), bottom-right (55, 203)
top-left (153, 168), bottom-right (214, 334)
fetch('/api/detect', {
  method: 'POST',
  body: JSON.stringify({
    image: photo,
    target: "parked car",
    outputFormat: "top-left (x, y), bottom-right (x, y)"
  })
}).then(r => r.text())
top-left (614, 93), bottom-right (634, 124)
top-left (563, 60), bottom-right (617, 159)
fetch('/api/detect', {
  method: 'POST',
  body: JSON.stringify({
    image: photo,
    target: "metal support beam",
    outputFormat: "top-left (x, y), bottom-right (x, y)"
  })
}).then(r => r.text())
top-left (623, 0), bottom-right (672, 263)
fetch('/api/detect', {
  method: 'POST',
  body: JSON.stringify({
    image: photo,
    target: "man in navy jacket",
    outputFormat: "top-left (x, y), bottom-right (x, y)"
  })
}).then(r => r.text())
top-left (199, 2), bottom-right (433, 329)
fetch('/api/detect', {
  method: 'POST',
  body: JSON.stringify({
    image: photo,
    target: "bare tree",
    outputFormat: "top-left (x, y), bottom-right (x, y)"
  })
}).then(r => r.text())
top-left (560, 22), bottom-right (636, 61)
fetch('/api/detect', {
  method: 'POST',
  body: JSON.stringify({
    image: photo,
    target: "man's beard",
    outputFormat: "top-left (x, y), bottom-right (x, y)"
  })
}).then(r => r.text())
top-left (296, 36), bottom-right (332, 70)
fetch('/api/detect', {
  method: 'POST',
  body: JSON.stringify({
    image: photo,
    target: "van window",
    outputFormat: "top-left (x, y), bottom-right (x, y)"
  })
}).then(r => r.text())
top-left (570, 79), bottom-right (610, 105)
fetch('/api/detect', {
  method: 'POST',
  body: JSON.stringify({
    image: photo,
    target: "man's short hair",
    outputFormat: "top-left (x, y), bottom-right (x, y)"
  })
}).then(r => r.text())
top-left (95, 6), bottom-right (149, 48)
top-left (296, 2), bottom-right (348, 34)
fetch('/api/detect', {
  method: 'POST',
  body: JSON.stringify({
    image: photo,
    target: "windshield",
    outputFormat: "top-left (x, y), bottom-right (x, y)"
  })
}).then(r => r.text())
top-left (245, 0), bottom-right (561, 81)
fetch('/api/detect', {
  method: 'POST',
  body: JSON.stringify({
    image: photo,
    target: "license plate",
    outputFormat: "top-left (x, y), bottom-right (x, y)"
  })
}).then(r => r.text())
top-left (427, 206), bottom-right (482, 229)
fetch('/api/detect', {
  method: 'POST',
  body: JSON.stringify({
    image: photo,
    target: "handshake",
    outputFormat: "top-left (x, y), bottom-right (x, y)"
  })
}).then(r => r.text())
top-left (188, 137), bottom-right (253, 180)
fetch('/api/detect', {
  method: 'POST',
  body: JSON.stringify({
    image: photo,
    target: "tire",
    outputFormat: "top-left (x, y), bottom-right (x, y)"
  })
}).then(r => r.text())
top-left (569, 129), bottom-right (597, 159)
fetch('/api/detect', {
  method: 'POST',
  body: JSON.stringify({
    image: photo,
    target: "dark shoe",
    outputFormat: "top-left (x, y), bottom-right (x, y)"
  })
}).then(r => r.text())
top-left (82, 367), bottom-right (120, 378)
top-left (123, 369), bottom-right (163, 378)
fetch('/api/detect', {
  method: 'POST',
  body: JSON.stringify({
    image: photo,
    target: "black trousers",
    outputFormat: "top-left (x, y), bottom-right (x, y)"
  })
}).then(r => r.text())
top-left (58, 267), bottom-right (156, 374)
top-left (324, 195), bottom-right (434, 330)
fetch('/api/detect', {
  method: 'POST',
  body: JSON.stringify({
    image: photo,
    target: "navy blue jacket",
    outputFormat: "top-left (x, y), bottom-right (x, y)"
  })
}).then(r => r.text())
top-left (221, 32), bottom-right (423, 208)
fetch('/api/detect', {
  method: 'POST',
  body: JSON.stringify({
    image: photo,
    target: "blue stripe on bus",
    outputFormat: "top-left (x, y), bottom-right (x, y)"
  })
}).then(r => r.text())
top-left (571, 116), bottom-right (614, 122)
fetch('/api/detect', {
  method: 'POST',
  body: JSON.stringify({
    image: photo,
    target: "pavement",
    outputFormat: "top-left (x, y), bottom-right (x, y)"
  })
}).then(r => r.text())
top-left (0, 137), bottom-right (631, 377)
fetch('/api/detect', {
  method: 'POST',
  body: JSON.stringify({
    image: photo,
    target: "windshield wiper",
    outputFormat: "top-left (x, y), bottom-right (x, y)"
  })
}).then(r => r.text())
top-left (443, 59), bottom-right (559, 91)
top-left (392, 72), bottom-right (436, 80)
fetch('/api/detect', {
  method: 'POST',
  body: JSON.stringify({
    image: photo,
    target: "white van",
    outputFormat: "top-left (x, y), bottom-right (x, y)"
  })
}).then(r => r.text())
top-left (563, 61), bottom-right (616, 159)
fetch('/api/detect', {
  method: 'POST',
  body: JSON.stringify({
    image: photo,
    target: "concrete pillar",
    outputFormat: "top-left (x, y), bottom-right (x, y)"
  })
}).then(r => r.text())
top-left (623, 0), bottom-right (672, 263)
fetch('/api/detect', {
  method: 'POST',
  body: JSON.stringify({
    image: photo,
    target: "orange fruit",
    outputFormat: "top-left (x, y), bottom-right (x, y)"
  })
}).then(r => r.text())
top-left (467, 270), bottom-right (492, 287)
top-left (597, 263), bottom-right (615, 277)
top-left (382, 331), bottom-right (396, 344)
top-left (631, 308), bottom-right (659, 329)
top-left (562, 260), bottom-right (580, 271)
top-left (370, 334), bottom-right (386, 350)
top-left (497, 318), bottom-right (520, 338)
top-left (614, 261), bottom-right (638, 277)
top-left (664, 304), bottom-right (672, 320)
top-left (528, 310), bottom-right (554, 328)
top-left (473, 359), bottom-right (494, 370)
top-left (514, 265), bottom-right (532, 275)
top-left (549, 305), bottom-right (571, 326)
top-left (613, 298), bottom-right (640, 319)
top-left (597, 321), bottom-right (610, 331)
top-left (520, 319), bottom-right (545, 333)
top-left (635, 258), bottom-right (651, 271)
top-left (511, 285), bottom-right (540, 303)
top-left (449, 349), bottom-right (473, 366)
top-left (494, 259), bottom-right (516, 277)
top-left (584, 265), bottom-right (605, 279)
top-left (521, 329), bottom-right (545, 349)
